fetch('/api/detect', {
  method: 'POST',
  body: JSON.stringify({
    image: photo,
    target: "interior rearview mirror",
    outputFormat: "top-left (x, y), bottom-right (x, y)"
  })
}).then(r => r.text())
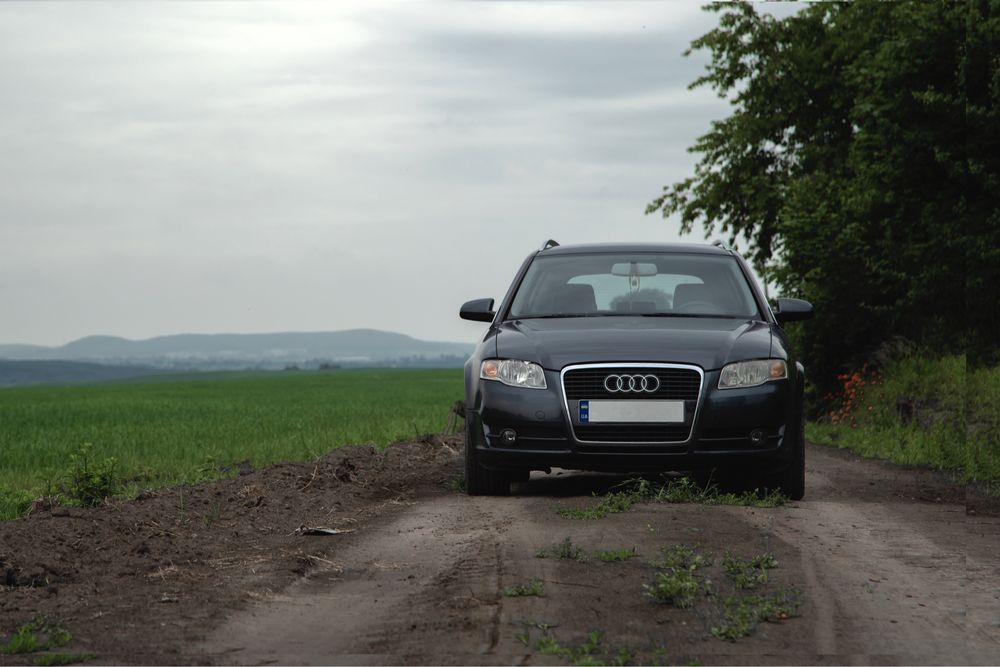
top-left (611, 262), bottom-right (658, 277)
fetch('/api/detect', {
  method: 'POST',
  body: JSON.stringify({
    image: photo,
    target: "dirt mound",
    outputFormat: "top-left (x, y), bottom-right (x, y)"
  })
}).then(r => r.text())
top-left (0, 435), bottom-right (463, 664)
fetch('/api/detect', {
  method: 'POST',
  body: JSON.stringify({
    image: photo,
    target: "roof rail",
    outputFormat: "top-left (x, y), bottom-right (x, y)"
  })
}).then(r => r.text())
top-left (540, 239), bottom-right (560, 251)
top-left (711, 239), bottom-right (732, 251)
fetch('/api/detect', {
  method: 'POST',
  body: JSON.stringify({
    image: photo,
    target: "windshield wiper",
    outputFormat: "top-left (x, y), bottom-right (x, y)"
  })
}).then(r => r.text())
top-left (639, 313), bottom-right (745, 319)
top-left (515, 313), bottom-right (625, 319)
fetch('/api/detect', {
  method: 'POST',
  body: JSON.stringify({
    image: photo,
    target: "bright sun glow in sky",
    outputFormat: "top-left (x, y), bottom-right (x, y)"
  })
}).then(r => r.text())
top-left (0, 2), bottom-right (800, 346)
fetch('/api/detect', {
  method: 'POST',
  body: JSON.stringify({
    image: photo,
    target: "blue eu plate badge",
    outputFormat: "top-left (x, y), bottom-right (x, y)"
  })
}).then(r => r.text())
top-left (579, 400), bottom-right (589, 423)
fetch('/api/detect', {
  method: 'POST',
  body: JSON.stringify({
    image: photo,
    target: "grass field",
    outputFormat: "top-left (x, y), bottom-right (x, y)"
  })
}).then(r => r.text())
top-left (0, 368), bottom-right (463, 520)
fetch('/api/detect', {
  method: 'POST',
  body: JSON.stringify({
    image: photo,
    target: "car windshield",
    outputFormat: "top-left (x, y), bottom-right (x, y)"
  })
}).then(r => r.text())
top-left (508, 253), bottom-right (761, 320)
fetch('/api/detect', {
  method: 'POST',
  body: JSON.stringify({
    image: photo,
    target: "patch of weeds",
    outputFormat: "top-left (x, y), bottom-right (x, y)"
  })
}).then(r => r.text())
top-left (535, 538), bottom-right (588, 561)
top-left (65, 444), bottom-right (120, 507)
top-left (502, 578), bottom-right (544, 597)
top-left (643, 569), bottom-right (703, 608)
top-left (2, 624), bottom-right (39, 655)
top-left (610, 648), bottom-right (632, 666)
top-left (0, 489), bottom-right (34, 521)
top-left (446, 473), bottom-right (466, 494)
top-left (708, 487), bottom-right (787, 508)
top-left (202, 502), bottom-right (223, 527)
top-left (557, 476), bottom-right (786, 520)
top-left (553, 537), bottom-right (588, 561)
top-left (32, 654), bottom-right (93, 666)
top-left (536, 630), bottom-right (604, 665)
top-left (531, 629), bottom-right (632, 666)
top-left (653, 544), bottom-right (711, 571)
top-left (649, 476), bottom-right (704, 503)
top-left (652, 477), bottom-right (787, 508)
top-left (0, 617), bottom-right (71, 655)
top-left (515, 632), bottom-right (530, 647)
top-left (711, 590), bottom-right (802, 640)
top-left (595, 547), bottom-right (638, 562)
top-left (557, 489), bottom-right (637, 519)
top-left (722, 553), bottom-right (778, 589)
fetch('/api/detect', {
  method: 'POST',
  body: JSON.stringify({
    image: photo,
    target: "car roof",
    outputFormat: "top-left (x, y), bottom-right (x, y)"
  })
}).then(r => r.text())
top-left (538, 242), bottom-right (734, 256)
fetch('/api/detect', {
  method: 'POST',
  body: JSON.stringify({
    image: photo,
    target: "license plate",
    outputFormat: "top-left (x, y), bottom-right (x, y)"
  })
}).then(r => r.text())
top-left (579, 400), bottom-right (684, 423)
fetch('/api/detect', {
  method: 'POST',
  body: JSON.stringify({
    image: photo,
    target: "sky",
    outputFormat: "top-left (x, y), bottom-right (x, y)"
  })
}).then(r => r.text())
top-left (0, 2), bottom-right (801, 347)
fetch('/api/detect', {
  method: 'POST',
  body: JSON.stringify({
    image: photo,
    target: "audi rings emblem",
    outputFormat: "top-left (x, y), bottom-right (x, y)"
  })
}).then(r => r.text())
top-left (604, 374), bottom-right (660, 393)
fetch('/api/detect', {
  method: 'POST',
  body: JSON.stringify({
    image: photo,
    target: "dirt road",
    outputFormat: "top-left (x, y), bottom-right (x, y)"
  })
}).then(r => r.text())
top-left (2, 439), bottom-right (998, 665)
top-left (199, 445), bottom-right (998, 665)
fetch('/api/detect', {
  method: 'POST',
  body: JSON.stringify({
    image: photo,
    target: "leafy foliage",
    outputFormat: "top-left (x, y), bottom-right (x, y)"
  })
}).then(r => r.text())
top-left (65, 444), bottom-right (120, 507)
top-left (648, 2), bottom-right (1000, 388)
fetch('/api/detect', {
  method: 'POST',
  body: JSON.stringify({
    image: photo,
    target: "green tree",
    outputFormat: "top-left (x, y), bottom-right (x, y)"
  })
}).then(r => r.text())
top-left (647, 1), bottom-right (1000, 390)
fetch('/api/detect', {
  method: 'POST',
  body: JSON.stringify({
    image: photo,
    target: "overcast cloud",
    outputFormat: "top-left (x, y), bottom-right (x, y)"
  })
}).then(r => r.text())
top-left (0, 2), bottom-right (799, 347)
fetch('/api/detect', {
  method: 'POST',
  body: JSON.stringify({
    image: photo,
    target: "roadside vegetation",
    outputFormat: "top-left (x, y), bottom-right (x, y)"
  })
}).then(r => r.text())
top-left (0, 369), bottom-right (462, 520)
top-left (557, 476), bottom-right (786, 520)
top-left (644, 2), bottom-right (999, 489)
top-left (808, 355), bottom-right (1000, 488)
top-left (0, 615), bottom-right (91, 665)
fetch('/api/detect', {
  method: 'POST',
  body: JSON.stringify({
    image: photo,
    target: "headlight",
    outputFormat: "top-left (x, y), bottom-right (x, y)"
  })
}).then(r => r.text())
top-left (480, 359), bottom-right (547, 389)
top-left (718, 359), bottom-right (787, 389)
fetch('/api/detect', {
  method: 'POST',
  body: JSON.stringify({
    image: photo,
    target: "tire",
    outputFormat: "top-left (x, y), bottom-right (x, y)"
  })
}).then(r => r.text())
top-left (765, 419), bottom-right (805, 500)
top-left (465, 417), bottom-right (511, 496)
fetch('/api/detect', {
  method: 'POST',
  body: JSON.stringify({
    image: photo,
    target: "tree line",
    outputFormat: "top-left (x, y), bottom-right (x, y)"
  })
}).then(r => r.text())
top-left (647, 1), bottom-right (999, 396)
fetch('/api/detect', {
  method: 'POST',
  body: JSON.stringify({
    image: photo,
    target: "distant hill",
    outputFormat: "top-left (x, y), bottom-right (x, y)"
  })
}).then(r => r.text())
top-left (0, 329), bottom-right (473, 370)
top-left (0, 360), bottom-right (169, 387)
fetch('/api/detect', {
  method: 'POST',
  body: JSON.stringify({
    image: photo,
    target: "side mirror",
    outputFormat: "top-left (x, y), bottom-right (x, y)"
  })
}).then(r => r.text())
top-left (460, 298), bottom-right (496, 323)
top-left (774, 298), bottom-right (814, 324)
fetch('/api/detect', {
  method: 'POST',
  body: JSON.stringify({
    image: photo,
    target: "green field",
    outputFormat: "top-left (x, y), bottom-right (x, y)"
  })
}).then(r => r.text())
top-left (0, 368), bottom-right (464, 520)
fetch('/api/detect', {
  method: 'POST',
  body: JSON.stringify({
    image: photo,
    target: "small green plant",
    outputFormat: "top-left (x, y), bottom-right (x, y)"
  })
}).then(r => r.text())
top-left (653, 544), bottom-right (711, 571)
top-left (643, 569), bottom-right (702, 608)
top-left (651, 647), bottom-right (669, 666)
top-left (502, 578), bottom-right (544, 597)
top-left (722, 553), bottom-right (778, 589)
top-left (65, 444), bottom-right (119, 507)
top-left (711, 590), bottom-right (802, 640)
top-left (596, 547), bottom-right (638, 562)
top-left (446, 474), bottom-right (466, 493)
top-left (553, 537), bottom-right (588, 561)
top-left (202, 502), bottom-right (223, 527)
top-left (2, 625), bottom-right (39, 654)
top-left (0, 617), bottom-right (71, 655)
top-left (536, 630), bottom-right (605, 664)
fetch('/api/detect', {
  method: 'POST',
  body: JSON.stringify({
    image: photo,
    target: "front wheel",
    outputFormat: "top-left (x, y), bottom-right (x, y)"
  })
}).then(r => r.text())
top-left (465, 417), bottom-right (511, 496)
top-left (764, 420), bottom-right (805, 500)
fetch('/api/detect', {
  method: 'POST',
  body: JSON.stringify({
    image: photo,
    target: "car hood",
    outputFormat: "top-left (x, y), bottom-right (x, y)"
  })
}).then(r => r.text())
top-left (495, 317), bottom-right (773, 372)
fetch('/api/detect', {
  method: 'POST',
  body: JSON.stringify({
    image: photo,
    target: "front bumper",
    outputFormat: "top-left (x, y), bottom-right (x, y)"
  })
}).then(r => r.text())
top-left (471, 367), bottom-right (799, 473)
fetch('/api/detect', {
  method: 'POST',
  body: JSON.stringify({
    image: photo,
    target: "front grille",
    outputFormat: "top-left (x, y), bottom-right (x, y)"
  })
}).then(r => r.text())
top-left (563, 367), bottom-right (701, 401)
top-left (573, 424), bottom-right (692, 443)
top-left (561, 364), bottom-right (703, 444)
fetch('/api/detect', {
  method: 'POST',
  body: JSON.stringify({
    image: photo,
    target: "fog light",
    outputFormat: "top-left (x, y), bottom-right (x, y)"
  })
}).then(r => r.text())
top-left (500, 429), bottom-right (517, 445)
top-left (749, 429), bottom-right (766, 446)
